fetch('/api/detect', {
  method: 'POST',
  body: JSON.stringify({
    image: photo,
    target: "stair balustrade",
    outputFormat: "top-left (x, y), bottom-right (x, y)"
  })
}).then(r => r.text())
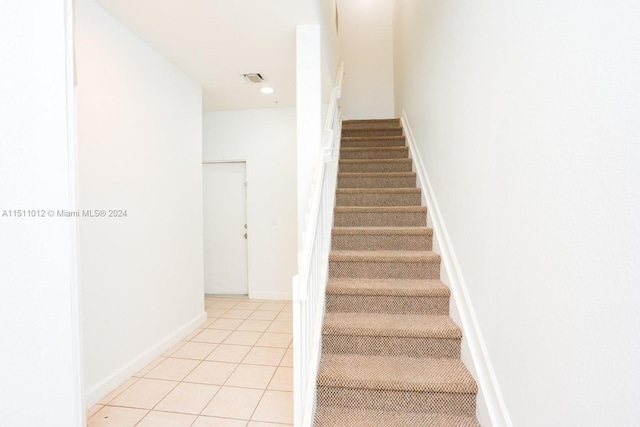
top-left (292, 62), bottom-right (344, 427)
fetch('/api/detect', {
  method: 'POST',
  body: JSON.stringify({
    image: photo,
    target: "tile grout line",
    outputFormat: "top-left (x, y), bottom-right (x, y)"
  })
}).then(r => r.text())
top-left (88, 297), bottom-right (293, 426)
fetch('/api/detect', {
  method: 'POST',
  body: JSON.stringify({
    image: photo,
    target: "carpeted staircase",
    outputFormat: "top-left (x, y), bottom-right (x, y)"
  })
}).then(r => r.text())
top-left (313, 119), bottom-right (481, 426)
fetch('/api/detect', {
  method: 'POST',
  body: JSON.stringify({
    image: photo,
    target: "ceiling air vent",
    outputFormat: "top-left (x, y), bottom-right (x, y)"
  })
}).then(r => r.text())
top-left (242, 73), bottom-right (265, 83)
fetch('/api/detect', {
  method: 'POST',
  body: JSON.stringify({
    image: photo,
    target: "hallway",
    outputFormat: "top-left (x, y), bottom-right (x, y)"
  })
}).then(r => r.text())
top-left (87, 297), bottom-right (293, 426)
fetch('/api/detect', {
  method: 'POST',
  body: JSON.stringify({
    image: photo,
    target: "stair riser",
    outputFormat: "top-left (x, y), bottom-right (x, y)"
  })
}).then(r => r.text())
top-left (340, 148), bottom-right (409, 160)
top-left (334, 211), bottom-right (426, 227)
top-left (322, 335), bottom-right (461, 358)
top-left (331, 234), bottom-right (432, 251)
top-left (336, 192), bottom-right (422, 207)
top-left (338, 175), bottom-right (416, 188)
top-left (329, 261), bottom-right (440, 280)
top-left (342, 120), bottom-right (401, 130)
top-left (341, 138), bottom-right (406, 148)
top-left (314, 408), bottom-right (481, 427)
top-left (339, 161), bottom-right (412, 173)
top-left (342, 128), bottom-right (403, 137)
top-left (326, 295), bottom-right (449, 315)
top-left (316, 387), bottom-right (476, 416)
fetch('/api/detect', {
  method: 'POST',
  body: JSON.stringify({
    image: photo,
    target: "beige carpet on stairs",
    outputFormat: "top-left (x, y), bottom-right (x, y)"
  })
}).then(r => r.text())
top-left (314, 118), bottom-right (481, 426)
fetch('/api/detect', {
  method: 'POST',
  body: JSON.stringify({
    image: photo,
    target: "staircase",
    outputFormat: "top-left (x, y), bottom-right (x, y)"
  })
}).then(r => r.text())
top-left (314, 119), bottom-right (481, 426)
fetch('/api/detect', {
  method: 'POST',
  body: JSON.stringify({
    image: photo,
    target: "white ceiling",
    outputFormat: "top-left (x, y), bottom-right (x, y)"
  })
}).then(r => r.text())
top-left (94, 0), bottom-right (318, 111)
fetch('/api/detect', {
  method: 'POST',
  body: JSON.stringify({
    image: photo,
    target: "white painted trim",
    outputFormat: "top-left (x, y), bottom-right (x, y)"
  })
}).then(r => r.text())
top-left (202, 159), bottom-right (247, 164)
top-left (84, 312), bottom-right (207, 406)
top-left (249, 292), bottom-right (292, 301)
top-left (65, 1), bottom-right (85, 424)
top-left (401, 111), bottom-right (512, 427)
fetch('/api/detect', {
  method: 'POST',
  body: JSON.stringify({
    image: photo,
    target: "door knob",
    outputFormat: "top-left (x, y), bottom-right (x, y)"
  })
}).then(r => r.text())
top-left (243, 233), bottom-right (247, 239)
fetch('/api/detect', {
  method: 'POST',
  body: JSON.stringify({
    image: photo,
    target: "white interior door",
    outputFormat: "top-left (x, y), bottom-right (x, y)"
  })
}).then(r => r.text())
top-left (203, 162), bottom-right (248, 295)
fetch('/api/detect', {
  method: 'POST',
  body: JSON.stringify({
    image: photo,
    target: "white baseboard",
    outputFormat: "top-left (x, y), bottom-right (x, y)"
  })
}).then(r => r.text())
top-left (84, 311), bottom-right (207, 407)
top-left (249, 291), bottom-right (292, 301)
top-left (401, 111), bottom-right (512, 427)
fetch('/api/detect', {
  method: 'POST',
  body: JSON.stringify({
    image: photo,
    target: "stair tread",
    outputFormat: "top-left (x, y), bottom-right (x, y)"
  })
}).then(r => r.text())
top-left (332, 226), bottom-right (432, 235)
top-left (338, 171), bottom-right (415, 177)
top-left (317, 353), bottom-right (477, 393)
top-left (323, 313), bottom-right (461, 338)
top-left (341, 146), bottom-right (408, 151)
top-left (327, 278), bottom-right (450, 296)
top-left (334, 206), bottom-right (426, 213)
top-left (314, 406), bottom-right (480, 427)
top-left (340, 158), bottom-right (411, 163)
top-left (336, 187), bottom-right (421, 193)
top-left (341, 135), bottom-right (405, 141)
top-left (343, 119), bottom-right (400, 124)
top-left (343, 125), bottom-right (403, 131)
top-left (330, 250), bottom-right (440, 262)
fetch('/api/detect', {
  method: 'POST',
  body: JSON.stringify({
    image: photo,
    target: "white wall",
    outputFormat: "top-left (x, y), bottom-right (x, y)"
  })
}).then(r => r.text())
top-left (296, 25), bottom-right (323, 249)
top-left (338, 0), bottom-right (394, 119)
top-left (394, 1), bottom-right (640, 426)
top-left (76, 0), bottom-right (205, 405)
top-left (314, 0), bottom-right (342, 98)
top-left (0, 2), bottom-right (83, 426)
top-left (203, 108), bottom-right (297, 300)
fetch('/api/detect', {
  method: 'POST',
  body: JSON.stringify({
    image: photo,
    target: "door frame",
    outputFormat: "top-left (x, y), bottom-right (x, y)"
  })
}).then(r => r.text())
top-left (202, 160), bottom-right (250, 296)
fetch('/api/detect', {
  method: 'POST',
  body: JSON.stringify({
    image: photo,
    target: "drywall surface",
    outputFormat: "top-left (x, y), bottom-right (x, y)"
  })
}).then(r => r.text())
top-left (338, 0), bottom-right (394, 119)
top-left (394, 1), bottom-right (640, 425)
top-left (0, 2), bottom-right (83, 425)
top-left (296, 25), bottom-right (323, 250)
top-left (203, 108), bottom-right (297, 300)
top-left (76, 0), bottom-right (205, 404)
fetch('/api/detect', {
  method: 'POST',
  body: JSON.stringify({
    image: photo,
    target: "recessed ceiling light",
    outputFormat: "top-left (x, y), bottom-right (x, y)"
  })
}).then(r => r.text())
top-left (260, 87), bottom-right (274, 94)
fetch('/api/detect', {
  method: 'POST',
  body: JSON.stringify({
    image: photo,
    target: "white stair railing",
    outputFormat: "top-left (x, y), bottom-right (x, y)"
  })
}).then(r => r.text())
top-left (293, 62), bottom-right (344, 427)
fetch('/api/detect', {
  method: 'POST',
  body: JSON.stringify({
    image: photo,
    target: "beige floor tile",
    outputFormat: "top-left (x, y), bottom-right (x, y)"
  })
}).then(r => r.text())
top-left (201, 386), bottom-right (264, 420)
top-left (133, 357), bottom-right (167, 378)
top-left (236, 320), bottom-right (272, 332)
top-left (247, 422), bottom-right (292, 427)
top-left (266, 321), bottom-right (292, 334)
top-left (275, 312), bottom-right (292, 322)
top-left (200, 317), bottom-right (218, 328)
top-left (206, 344), bottom-right (252, 363)
top-left (136, 410), bottom-right (197, 427)
top-left (211, 300), bottom-right (241, 309)
top-left (251, 391), bottom-right (293, 424)
top-left (109, 378), bottom-right (177, 409)
top-left (208, 318), bottom-right (244, 330)
top-left (162, 341), bottom-right (186, 357)
top-left (144, 357), bottom-right (200, 381)
top-left (207, 308), bottom-right (230, 318)
top-left (267, 367), bottom-right (293, 392)
top-left (257, 302), bottom-right (287, 312)
top-left (281, 304), bottom-right (293, 313)
top-left (225, 364), bottom-right (276, 389)
top-left (88, 406), bottom-right (147, 427)
top-left (192, 328), bottom-right (232, 344)
top-left (234, 301), bottom-right (264, 310)
top-left (183, 360), bottom-right (238, 385)
top-left (255, 333), bottom-right (292, 349)
top-left (221, 309), bottom-right (254, 320)
top-left (279, 349), bottom-right (293, 368)
top-left (98, 377), bottom-right (139, 404)
top-left (223, 331), bottom-right (263, 346)
top-left (247, 311), bottom-right (279, 321)
top-left (171, 342), bottom-right (217, 360)
top-left (183, 327), bottom-right (204, 341)
top-left (155, 382), bottom-right (220, 414)
top-left (87, 404), bottom-right (103, 418)
top-left (192, 416), bottom-right (248, 427)
top-left (242, 347), bottom-right (286, 366)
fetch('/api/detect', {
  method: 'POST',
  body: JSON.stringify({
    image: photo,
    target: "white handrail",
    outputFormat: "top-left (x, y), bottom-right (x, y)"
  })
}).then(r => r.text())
top-left (293, 62), bottom-right (344, 427)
